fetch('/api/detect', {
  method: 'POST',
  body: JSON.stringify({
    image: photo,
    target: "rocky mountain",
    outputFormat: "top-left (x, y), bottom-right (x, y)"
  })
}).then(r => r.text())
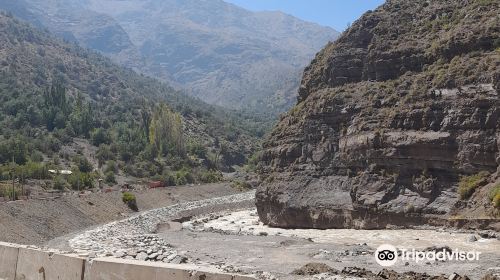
top-left (0, 12), bottom-right (262, 174)
top-left (0, 0), bottom-right (339, 115)
top-left (256, 0), bottom-right (500, 230)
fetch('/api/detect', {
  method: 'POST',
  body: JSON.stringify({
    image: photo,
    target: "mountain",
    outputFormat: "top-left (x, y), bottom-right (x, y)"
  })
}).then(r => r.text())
top-left (0, 0), bottom-right (340, 115)
top-left (0, 12), bottom-right (263, 188)
top-left (256, 0), bottom-right (500, 229)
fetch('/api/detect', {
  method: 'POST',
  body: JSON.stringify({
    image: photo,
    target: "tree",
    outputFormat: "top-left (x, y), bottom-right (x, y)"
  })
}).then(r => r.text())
top-left (91, 128), bottom-right (111, 146)
top-left (74, 156), bottom-right (93, 173)
top-left (69, 94), bottom-right (94, 137)
top-left (149, 104), bottom-right (184, 157)
top-left (41, 81), bottom-right (69, 131)
top-left (140, 105), bottom-right (151, 142)
top-left (0, 136), bottom-right (28, 165)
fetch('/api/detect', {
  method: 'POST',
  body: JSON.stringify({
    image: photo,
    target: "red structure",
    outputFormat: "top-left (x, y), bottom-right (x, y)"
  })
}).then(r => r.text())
top-left (148, 181), bottom-right (166, 189)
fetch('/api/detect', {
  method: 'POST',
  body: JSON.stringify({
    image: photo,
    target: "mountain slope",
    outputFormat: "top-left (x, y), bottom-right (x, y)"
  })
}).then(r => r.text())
top-left (256, 0), bottom-right (500, 229)
top-left (0, 12), bottom-right (261, 183)
top-left (0, 0), bottom-right (339, 115)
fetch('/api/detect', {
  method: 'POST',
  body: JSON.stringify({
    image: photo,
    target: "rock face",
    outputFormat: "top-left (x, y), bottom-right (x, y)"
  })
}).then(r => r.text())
top-left (256, 0), bottom-right (500, 229)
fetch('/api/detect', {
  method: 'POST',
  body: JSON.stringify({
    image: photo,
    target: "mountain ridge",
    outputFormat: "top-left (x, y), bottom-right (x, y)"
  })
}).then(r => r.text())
top-left (0, 0), bottom-right (339, 115)
top-left (0, 11), bottom-right (263, 185)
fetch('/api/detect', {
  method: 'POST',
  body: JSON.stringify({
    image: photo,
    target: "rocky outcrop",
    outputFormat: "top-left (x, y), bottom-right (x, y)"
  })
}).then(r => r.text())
top-left (256, 0), bottom-right (500, 229)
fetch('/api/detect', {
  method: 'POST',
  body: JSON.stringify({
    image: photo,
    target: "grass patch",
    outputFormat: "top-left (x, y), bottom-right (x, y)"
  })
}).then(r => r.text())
top-left (490, 184), bottom-right (500, 208)
top-left (458, 171), bottom-right (489, 199)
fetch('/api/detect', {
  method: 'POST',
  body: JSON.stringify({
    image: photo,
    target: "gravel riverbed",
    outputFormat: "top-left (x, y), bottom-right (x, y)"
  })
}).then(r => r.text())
top-left (55, 190), bottom-right (499, 280)
top-left (68, 191), bottom-right (255, 263)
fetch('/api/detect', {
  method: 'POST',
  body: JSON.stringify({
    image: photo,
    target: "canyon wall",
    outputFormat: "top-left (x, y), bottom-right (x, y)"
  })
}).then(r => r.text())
top-left (256, 0), bottom-right (500, 229)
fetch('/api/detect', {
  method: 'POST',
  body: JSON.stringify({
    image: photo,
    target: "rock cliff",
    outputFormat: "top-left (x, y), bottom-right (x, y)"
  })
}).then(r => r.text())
top-left (256, 0), bottom-right (500, 229)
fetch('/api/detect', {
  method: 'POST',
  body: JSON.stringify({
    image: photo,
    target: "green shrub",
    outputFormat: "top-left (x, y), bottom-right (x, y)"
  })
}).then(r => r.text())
top-left (68, 171), bottom-right (94, 190)
top-left (490, 184), bottom-right (500, 208)
top-left (105, 171), bottom-right (116, 184)
top-left (96, 145), bottom-right (115, 166)
top-left (458, 171), bottom-right (489, 199)
top-left (122, 192), bottom-right (135, 203)
top-left (104, 160), bottom-right (118, 173)
top-left (74, 156), bottom-right (93, 173)
top-left (198, 169), bottom-right (223, 183)
top-left (6, 161), bottom-right (50, 180)
top-left (175, 168), bottom-right (193, 186)
top-left (91, 128), bottom-right (111, 146)
top-left (122, 192), bottom-right (138, 211)
top-left (1, 186), bottom-right (21, 200)
top-left (230, 180), bottom-right (252, 192)
top-left (30, 151), bottom-right (44, 163)
top-left (53, 175), bottom-right (67, 190)
top-left (187, 141), bottom-right (207, 159)
top-left (161, 172), bottom-right (177, 186)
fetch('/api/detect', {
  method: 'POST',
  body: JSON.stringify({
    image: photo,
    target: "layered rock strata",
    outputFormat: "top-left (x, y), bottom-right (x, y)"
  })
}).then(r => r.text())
top-left (256, 0), bottom-right (500, 229)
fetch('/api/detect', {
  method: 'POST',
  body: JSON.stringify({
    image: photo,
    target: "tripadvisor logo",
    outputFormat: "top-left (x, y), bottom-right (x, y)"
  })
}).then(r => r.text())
top-left (374, 244), bottom-right (481, 267)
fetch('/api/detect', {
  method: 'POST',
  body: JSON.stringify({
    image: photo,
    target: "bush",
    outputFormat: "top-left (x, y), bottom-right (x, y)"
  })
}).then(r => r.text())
top-left (91, 128), bottom-right (111, 146)
top-left (74, 156), bottom-right (93, 173)
top-left (1, 186), bottom-right (21, 200)
top-left (458, 171), bottom-right (489, 199)
top-left (96, 145), bottom-right (115, 166)
top-left (175, 168), bottom-right (193, 186)
top-left (68, 171), bottom-right (94, 190)
top-left (53, 175), bottom-right (67, 190)
top-left (30, 151), bottom-right (44, 163)
top-left (122, 192), bottom-right (135, 203)
top-left (105, 171), bottom-right (116, 184)
top-left (104, 160), bottom-right (118, 173)
top-left (230, 180), bottom-right (252, 192)
top-left (490, 184), bottom-right (500, 208)
top-left (122, 192), bottom-right (138, 211)
top-left (158, 172), bottom-right (177, 186)
top-left (20, 161), bottom-right (49, 180)
top-left (187, 141), bottom-right (207, 159)
top-left (199, 169), bottom-right (223, 183)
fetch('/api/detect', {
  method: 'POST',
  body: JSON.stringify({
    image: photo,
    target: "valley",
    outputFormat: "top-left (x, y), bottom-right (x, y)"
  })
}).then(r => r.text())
top-left (0, 0), bottom-right (498, 279)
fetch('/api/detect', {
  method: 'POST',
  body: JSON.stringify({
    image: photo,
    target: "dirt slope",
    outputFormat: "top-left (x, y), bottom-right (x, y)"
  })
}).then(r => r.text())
top-left (0, 183), bottom-right (240, 245)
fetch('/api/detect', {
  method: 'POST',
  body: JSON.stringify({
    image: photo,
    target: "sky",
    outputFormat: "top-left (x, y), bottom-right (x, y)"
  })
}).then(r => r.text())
top-left (224, 0), bottom-right (385, 31)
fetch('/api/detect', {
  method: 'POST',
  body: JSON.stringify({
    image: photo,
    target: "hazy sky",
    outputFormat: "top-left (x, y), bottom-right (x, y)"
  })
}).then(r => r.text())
top-left (225, 0), bottom-right (385, 31)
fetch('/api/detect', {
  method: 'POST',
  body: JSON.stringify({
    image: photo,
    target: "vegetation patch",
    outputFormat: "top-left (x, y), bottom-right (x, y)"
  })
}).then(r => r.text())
top-left (490, 184), bottom-right (500, 209)
top-left (458, 171), bottom-right (489, 200)
top-left (230, 180), bottom-right (252, 192)
top-left (122, 192), bottom-right (138, 211)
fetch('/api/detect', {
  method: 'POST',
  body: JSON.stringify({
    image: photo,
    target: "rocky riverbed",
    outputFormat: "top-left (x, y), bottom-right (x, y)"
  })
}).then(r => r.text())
top-left (50, 191), bottom-right (499, 280)
top-left (67, 191), bottom-right (255, 264)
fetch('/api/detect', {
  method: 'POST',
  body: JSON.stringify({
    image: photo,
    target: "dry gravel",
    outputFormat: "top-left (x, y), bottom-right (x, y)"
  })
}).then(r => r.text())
top-left (0, 183), bottom-right (243, 245)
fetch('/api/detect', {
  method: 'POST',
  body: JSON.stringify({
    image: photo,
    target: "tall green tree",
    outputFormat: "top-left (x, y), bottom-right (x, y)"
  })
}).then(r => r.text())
top-left (149, 104), bottom-right (184, 157)
top-left (41, 81), bottom-right (69, 131)
top-left (69, 94), bottom-right (94, 137)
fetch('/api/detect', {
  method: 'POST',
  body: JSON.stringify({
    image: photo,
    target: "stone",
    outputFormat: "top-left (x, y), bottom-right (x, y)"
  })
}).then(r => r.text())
top-left (113, 250), bottom-right (125, 258)
top-left (135, 252), bottom-right (148, 261)
top-left (148, 253), bottom-right (159, 260)
top-left (467, 235), bottom-right (477, 242)
top-left (292, 263), bottom-right (336, 275)
top-left (170, 255), bottom-right (188, 264)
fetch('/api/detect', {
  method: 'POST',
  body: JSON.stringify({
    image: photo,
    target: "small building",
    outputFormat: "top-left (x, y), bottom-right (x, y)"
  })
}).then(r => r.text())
top-left (148, 181), bottom-right (166, 189)
top-left (48, 170), bottom-right (73, 175)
